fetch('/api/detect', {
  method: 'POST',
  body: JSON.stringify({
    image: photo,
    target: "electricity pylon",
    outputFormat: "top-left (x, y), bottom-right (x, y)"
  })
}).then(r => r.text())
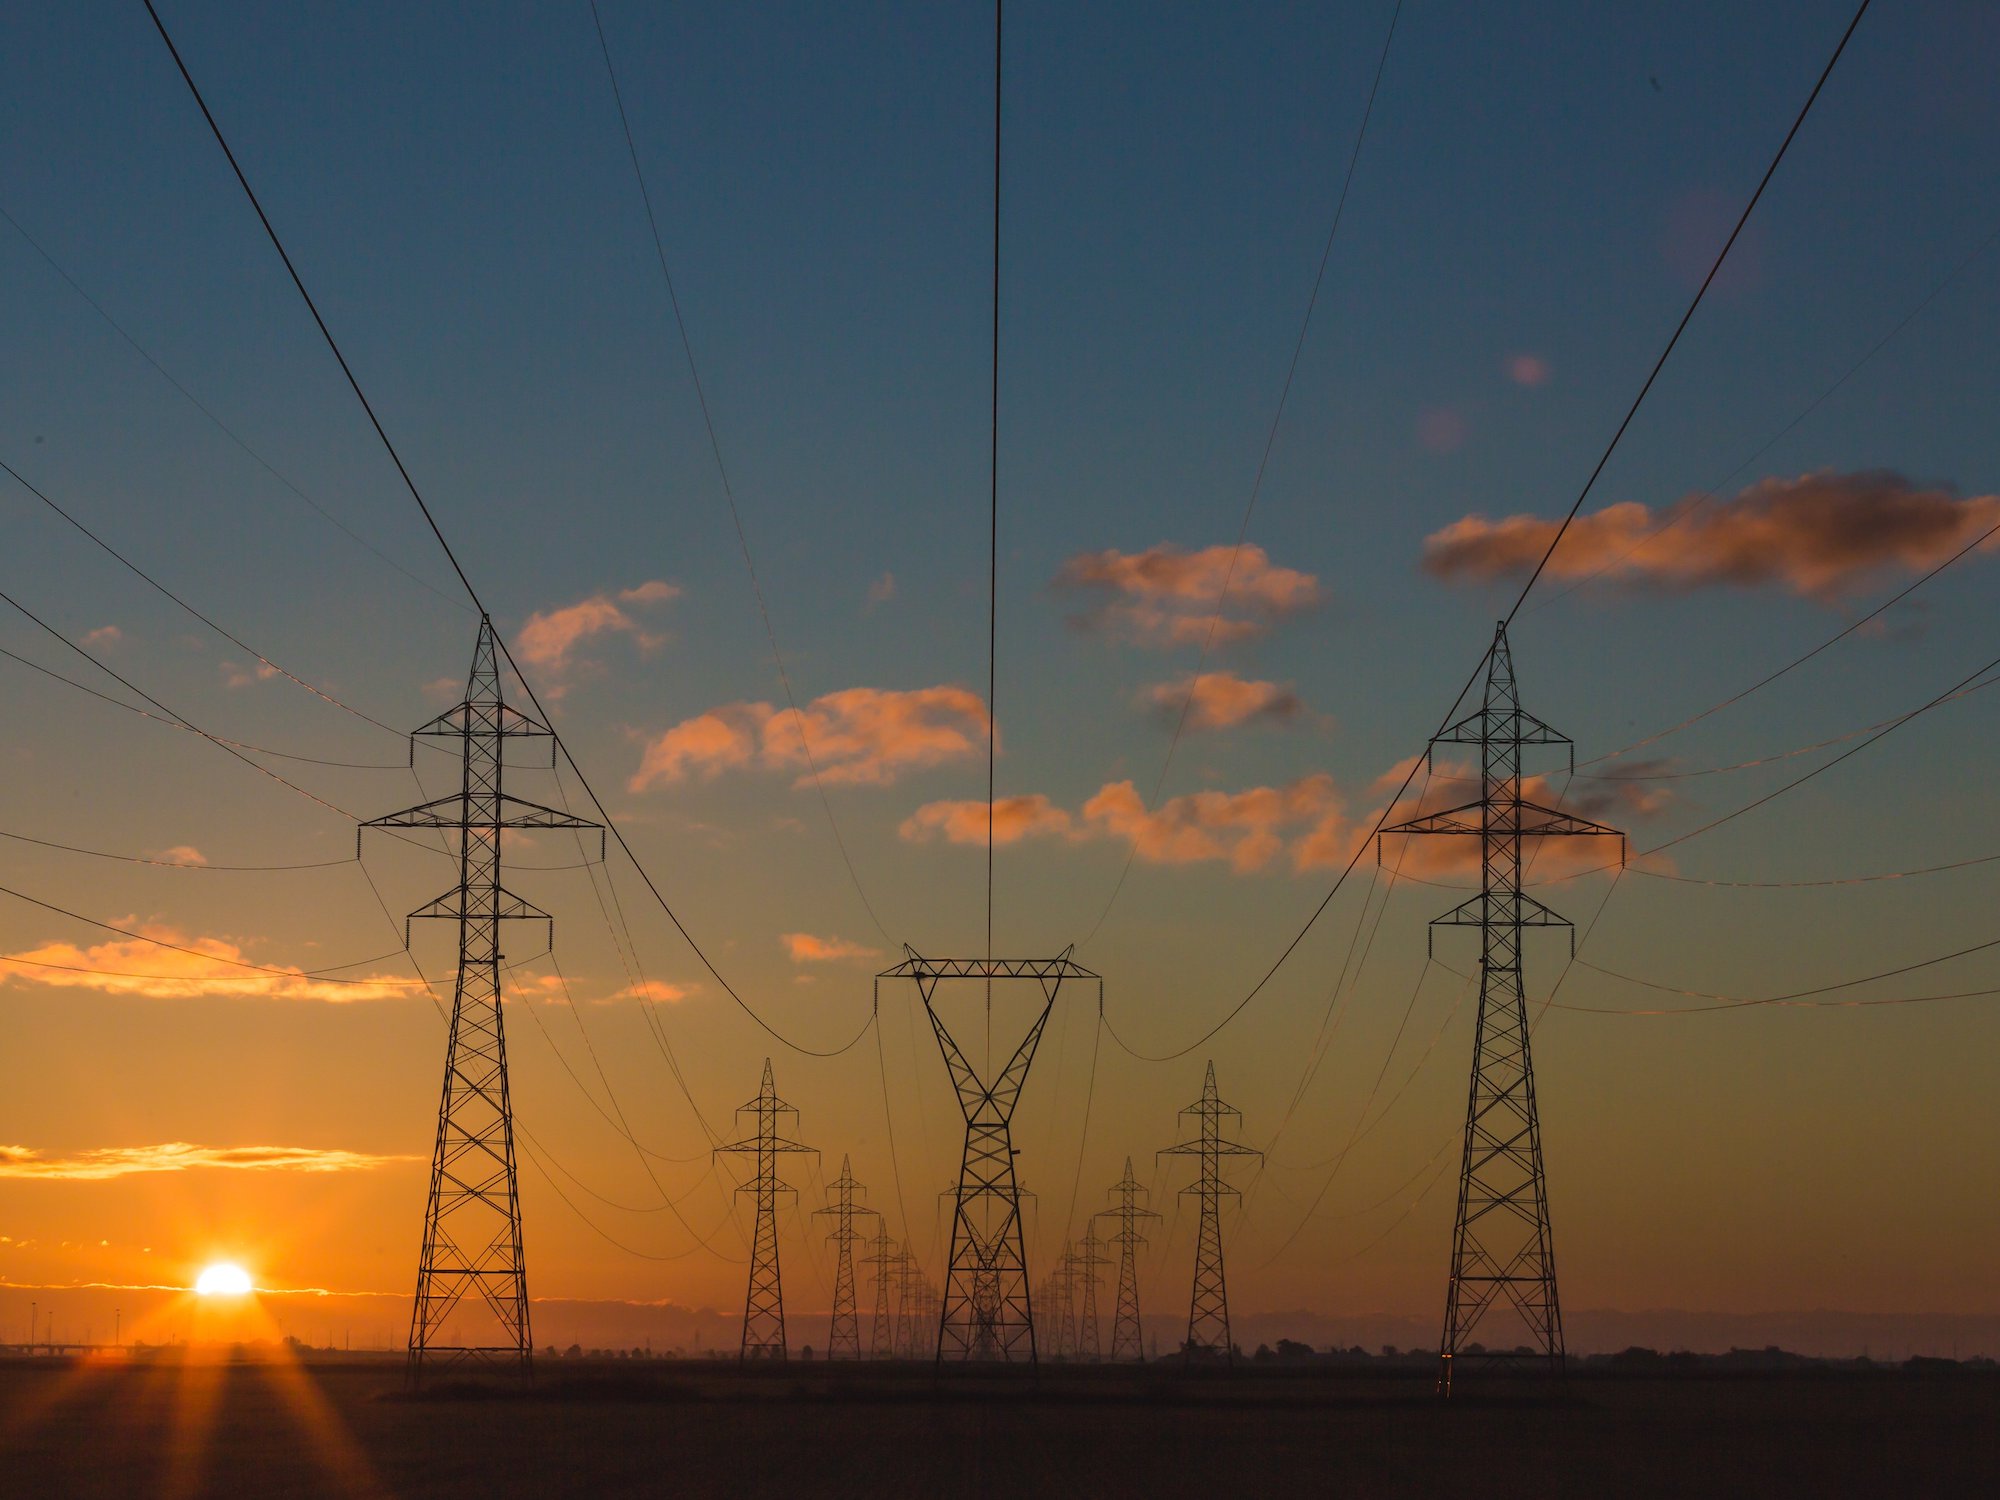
top-left (895, 1250), bottom-right (922, 1358)
top-left (715, 1059), bottom-right (816, 1360)
top-left (813, 1156), bottom-right (873, 1360)
top-left (862, 1222), bottom-right (896, 1359)
top-left (1381, 620), bottom-right (1623, 1394)
top-left (1160, 1062), bottom-right (1260, 1363)
top-left (879, 947), bottom-right (1100, 1362)
top-left (1098, 1157), bottom-right (1160, 1362)
top-left (363, 615), bottom-right (602, 1385)
top-left (1074, 1224), bottom-right (1110, 1363)
top-left (1046, 1247), bottom-right (1076, 1360)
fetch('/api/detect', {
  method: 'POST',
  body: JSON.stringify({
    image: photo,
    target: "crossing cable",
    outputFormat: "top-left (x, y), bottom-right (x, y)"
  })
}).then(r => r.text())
top-left (0, 201), bottom-right (469, 614)
top-left (1077, 0), bottom-right (1402, 950)
top-left (143, 0), bottom-right (870, 1060)
top-left (0, 827), bottom-right (350, 872)
top-left (584, 0), bottom-right (891, 946)
top-left (0, 454), bottom-right (402, 735)
top-left (1100, 0), bottom-right (1872, 1062)
top-left (0, 644), bottom-right (407, 769)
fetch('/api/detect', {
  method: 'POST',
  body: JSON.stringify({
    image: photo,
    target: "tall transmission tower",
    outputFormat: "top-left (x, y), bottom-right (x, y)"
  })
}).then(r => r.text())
top-left (1046, 1246), bottom-right (1076, 1360)
top-left (862, 1221), bottom-right (897, 1359)
top-left (715, 1059), bottom-right (816, 1361)
top-left (895, 1250), bottom-right (923, 1359)
top-left (878, 947), bottom-right (1101, 1362)
top-left (362, 616), bottom-right (603, 1385)
top-left (1381, 620), bottom-right (1623, 1394)
top-left (813, 1155), bottom-right (873, 1361)
top-left (1160, 1061), bottom-right (1261, 1364)
top-left (1074, 1224), bottom-right (1110, 1364)
top-left (1099, 1157), bottom-right (1160, 1362)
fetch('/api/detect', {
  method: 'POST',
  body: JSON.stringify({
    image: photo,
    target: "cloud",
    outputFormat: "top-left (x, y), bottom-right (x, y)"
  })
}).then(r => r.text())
top-left (629, 685), bottom-right (989, 791)
top-left (0, 923), bottom-right (419, 1003)
top-left (780, 933), bottom-right (883, 964)
top-left (899, 794), bottom-right (1076, 846)
top-left (612, 980), bottom-right (695, 1004)
top-left (1082, 775), bottom-right (1341, 873)
top-left (516, 581), bottom-right (679, 688)
top-left (82, 625), bottom-right (122, 649)
top-left (1422, 471), bottom-right (2000, 602)
top-left (0, 1143), bottom-right (413, 1181)
top-left (865, 572), bottom-right (896, 610)
top-left (220, 660), bottom-right (279, 689)
top-left (1506, 354), bottom-right (1552, 387)
top-left (1142, 672), bottom-right (1302, 731)
top-left (149, 845), bottom-right (207, 867)
top-left (1055, 543), bottom-right (1320, 647)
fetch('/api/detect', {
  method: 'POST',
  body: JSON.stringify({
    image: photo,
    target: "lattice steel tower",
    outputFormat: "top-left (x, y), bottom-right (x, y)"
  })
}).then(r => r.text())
top-left (716, 1059), bottom-right (816, 1360)
top-left (813, 1155), bottom-right (873, 1361)
top-left (363, 616), bottom-right (602, 1385)
top-left (1160, 1062), bottom-right (1260, 1363)
top-left (1382, 620), bottom-right (1622, 1393)
top-left (862, 1221), bottom-right (896, 1359)
top-left (1099, 1157), bottom-right (1160, 1362)
top-left (1074, 1225), bottom-right (1109, 1363)
top-left (878, 947), bottom-right (1099, 1362)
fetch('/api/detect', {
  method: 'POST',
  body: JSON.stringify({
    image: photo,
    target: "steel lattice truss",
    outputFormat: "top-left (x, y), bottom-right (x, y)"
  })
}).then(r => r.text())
top-left (1161, 1062), bottom-right (1260, 1363)
top-left (813, 1155), bottom-right (874, 1361)
top-left (362, 617), bottom-right (604, 1386)
top-left (1099, 1156), bottom-right (1160, 1362)
top-left (1382, 621), bottom-right (1623, 1394)
top-left (716, 1059), bottom-right (816, 1361)
top-left (1073, 1225), bottom-right (1109, 1363)
top-left (878, 946), bottom-right (1100, 1363)
top-left (861, 1221), bottom-right (897, 1360)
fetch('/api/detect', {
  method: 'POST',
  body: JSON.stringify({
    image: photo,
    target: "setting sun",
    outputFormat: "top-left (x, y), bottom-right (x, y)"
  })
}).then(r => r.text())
top-left (194, 1262), bottom-right (254, 1297)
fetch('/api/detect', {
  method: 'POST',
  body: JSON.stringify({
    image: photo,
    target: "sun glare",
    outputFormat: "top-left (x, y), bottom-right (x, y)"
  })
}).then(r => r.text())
top-left (194, 1262), bottom-right (254, 1297)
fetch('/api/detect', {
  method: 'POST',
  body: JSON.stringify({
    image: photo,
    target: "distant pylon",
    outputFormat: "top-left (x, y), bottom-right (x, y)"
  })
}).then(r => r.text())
top-left (879, 947), bottom-right (1099, 1362)
top-left (1382, 620), bottom-right (1623, 1394)
top-left (362, 615), bottom-right (603, 1386)
top-left (715, 1059), bottom-right (816, 1360)
top-left (1074, 1224), bottom-right (1110, 1363)
top-left (862, 1222), bottom-right (896, 1359)
top-left (895, 1250), bottom-right (922, 1358)
top-left (1160, 1062), bottom-right (1261, 1363)
top-left (813, 1155), bottom-right (873, 1360)
top-left (1099, 1157), bottom-right (1160, 1362)
top-left (1046, 1246), bottom-right (1076, 1360)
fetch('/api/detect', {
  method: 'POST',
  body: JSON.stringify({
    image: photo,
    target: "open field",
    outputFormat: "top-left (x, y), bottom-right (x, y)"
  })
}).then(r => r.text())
top-left (0, 1356), bottom-right (1993, 1498)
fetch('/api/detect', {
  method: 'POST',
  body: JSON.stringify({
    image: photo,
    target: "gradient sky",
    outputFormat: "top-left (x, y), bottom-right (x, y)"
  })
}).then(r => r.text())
top-left (3, 0), bottom-right (1998, 1354)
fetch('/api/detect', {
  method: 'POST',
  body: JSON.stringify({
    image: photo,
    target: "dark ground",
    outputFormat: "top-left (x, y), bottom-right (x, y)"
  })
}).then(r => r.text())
top-left (0, 1356), bottom-right (1991, 1498)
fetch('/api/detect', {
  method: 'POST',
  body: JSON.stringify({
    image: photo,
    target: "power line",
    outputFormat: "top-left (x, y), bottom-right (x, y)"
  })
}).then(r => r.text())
top-left (1079, 0), bottom-right (1402, 949)
top-left (584, 0), bottom-right (892, 946)
top-left (0, 827), bottom-right (350, 872)
top-left (142, 0), bottom-right (871, 1060)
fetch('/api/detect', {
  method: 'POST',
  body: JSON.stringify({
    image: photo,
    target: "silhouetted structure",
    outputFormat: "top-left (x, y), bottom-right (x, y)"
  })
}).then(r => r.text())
top-left (1099, 1157), bottom-right (1161, 1362)
top-left (716, 1059), bottom-right (816, 1360)
top-left (1381, 620), bottom-right (1623, 1394)
top-left (363, 616), bottom-right (603, 1386)
top-left (813, 1155), bottom-right (874, 1360)
top-left (878, 947), bottom-right (1100, 1363)
top-left (862, 1221), bottom-right (897, 1360)
top-left (1074, 1224), bottom-right (1110, 1363)
top-left (1161, 1062), bottom-right (1260, 1363)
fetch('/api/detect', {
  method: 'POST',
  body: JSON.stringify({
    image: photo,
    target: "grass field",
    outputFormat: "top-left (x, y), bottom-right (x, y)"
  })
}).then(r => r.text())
top-left (1, 1356), bottom-right (1991, 1497)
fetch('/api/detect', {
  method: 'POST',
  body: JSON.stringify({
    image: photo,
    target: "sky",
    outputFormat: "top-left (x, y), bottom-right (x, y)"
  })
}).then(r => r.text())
top-left (2, 0), bottom-right (1999, 1358)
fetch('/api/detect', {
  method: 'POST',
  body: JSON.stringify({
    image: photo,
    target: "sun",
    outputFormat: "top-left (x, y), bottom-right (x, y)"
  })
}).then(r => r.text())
top-left (194, 1262), bottom-right (254, 1297)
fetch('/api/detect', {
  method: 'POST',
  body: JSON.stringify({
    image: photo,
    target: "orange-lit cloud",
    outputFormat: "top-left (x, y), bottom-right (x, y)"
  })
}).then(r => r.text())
top-left (899, 794), bottom-right (1076, 846)
top-left (516, 581), bottom-right (678, 686)
top-left (1142, 672), bottom-right (1301, 731)
top-left (220, 660), bottom-right (279, 689)
top-left (629, 685), bottom-right (989, 791)
top-left (780, 933), bottom-right (883, 963)
top-left (611, 979), bottom-right (695, 1004)
top-left (82, 625), bottom-right (122, 649)
top-left (0, 1142), bottom-right (412, 1181)
top-left (0, 924), bottom-right (418, 1003)
top-left (1422, 471), bottom-right (2000, 602)
top-left (1506, 353), bottom-right (1552, 387)
top-left (1082, 775), bottom-right (1341, 873)
top-left (1056, 543), bottom-right (1320, 647)
top-left (149, 845), bottom-right (207, 866)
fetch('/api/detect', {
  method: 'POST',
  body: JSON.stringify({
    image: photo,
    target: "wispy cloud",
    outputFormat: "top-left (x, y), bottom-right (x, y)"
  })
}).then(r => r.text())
top-left (0, 923), bottom-right (418, 1003)
top-left (1422, 471), bottom-right (2000, 602)
top-left (899, 794), bottom-right (1076, 847)
top-left (1505, 353), bottom-right (1552, 387)
top-left (1141, 672), bottom-right (1302, 731)
top-left (629, 685), bottom-right (989, 791)
top-left (865, 572), bottom-right (896, 610)
top-left (516, 581), bottom-right (679, 691)
top-left (82, 625), bottom-right (122, 649)
top-left (147, 845), bottom-right (207, 867)
top-left (611, 979), bottom-right (696, 1005)
top-left (780, 933), bottom-right (883, 964)
top-left (1055, 542), bottom-right (1320, 648)
top-left (0, 1142), bottom-right (413, 1181)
